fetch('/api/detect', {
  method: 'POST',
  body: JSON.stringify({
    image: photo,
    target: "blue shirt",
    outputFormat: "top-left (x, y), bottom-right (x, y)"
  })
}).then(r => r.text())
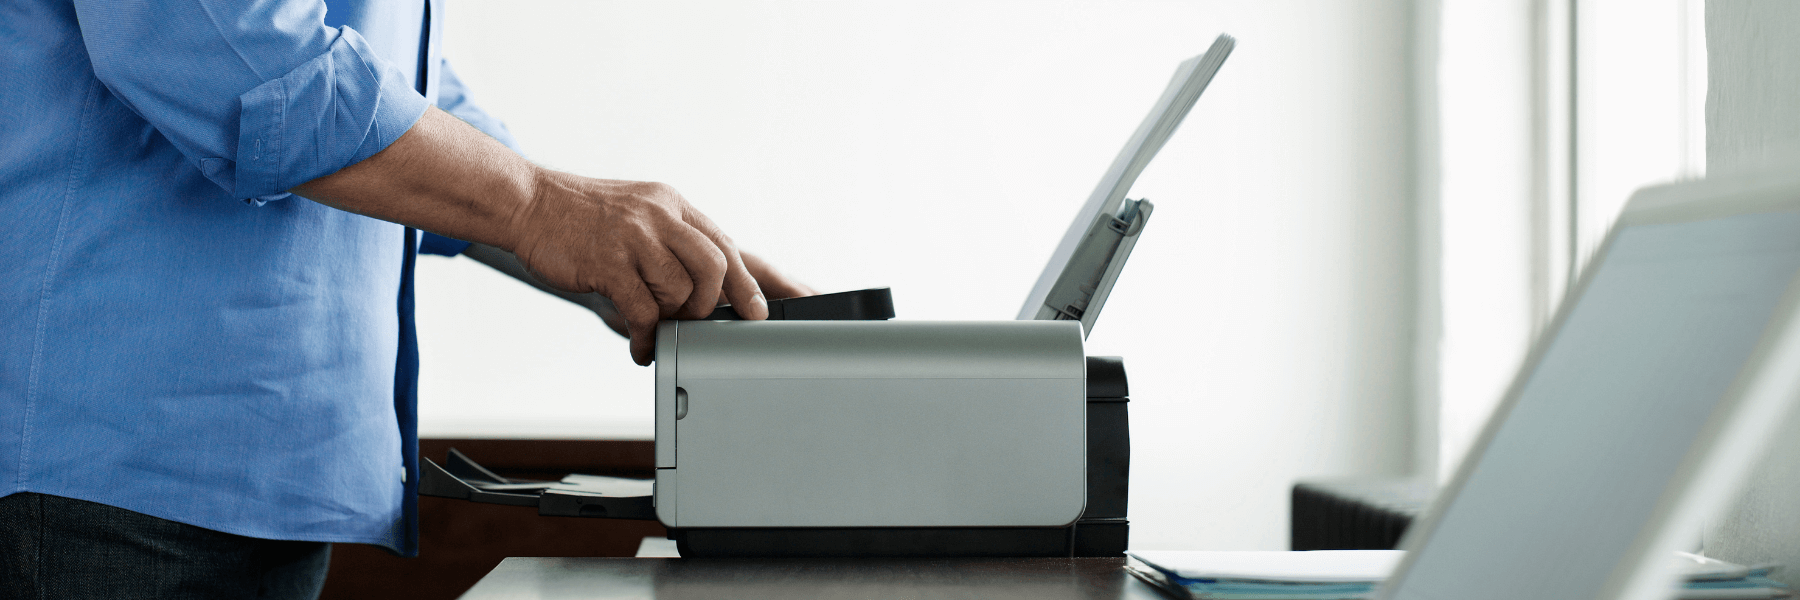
top-left (1, 0), bottom-right (513, 554)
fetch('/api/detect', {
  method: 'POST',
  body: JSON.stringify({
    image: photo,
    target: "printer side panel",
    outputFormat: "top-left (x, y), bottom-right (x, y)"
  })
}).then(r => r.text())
top-left (655, 321), bottom-right (678, 469)
top-left (669, 377), bottom-right (1085, 528)
top-left (654, 320), bottom-right (1086, 529)
top-left (655, 322), bottom-right (678, 526)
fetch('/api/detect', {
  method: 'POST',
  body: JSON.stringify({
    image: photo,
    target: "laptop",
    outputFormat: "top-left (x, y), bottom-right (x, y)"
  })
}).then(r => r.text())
top-left (1378, 166), bottom-right (1800, 600)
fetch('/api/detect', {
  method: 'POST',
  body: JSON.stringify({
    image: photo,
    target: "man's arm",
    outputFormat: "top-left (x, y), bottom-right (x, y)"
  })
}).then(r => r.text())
top-left (420, 59), bottom-right (638, 333)
top-left (70, 4), bottom-right (746, 365)
top-left (425, 59), bottom-right (816, 341)
top-left (294, 107), bottom-right (764, 365)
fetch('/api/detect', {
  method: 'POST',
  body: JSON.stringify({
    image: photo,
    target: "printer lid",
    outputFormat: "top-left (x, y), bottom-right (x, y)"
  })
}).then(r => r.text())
top-left (1017, 34), bottom-right (1233, 337)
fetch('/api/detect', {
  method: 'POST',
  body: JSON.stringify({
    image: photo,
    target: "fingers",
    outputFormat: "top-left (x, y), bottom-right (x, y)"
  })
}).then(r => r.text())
top-left (661, 224), bottom-right (728, 319)
top-left (607, 279), bottom-right (663, 366)
top-left (637, 246), bottom-right (695, 319)
top-left (509, 174), bottom-right (775, 365)
top-left (718, 248), bottom-right (766, 320)
top-left (683, 209), bottom-right (766, 320)
top-left (586, 295), bottom-right (631, 338)
top-left (620, 223), bottom-right (745, 363)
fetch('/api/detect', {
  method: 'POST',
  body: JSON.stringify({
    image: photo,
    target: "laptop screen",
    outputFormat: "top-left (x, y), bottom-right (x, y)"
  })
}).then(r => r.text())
top-left (1381, 171), bottom-right (1800, 600)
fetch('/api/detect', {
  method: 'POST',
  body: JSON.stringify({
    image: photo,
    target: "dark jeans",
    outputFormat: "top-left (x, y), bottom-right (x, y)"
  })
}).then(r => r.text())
top-left (0, 492), bottom-right (330, 600)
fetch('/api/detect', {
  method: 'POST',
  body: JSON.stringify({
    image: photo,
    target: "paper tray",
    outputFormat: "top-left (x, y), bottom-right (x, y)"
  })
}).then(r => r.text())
top-left (420, 448), bottom-right (658, 520)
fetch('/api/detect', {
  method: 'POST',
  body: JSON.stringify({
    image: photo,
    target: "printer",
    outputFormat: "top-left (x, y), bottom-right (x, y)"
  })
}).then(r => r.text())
top-left (419, 35), bottom-right (1234, 558)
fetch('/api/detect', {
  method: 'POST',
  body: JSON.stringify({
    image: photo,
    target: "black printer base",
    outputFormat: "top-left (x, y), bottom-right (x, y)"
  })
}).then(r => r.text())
top-left (670, 518), bottom-right (1128, 558)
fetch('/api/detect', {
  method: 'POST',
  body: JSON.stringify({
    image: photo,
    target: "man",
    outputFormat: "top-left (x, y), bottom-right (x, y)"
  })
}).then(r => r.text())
top-left (0, 0), bottom-right (806, 597)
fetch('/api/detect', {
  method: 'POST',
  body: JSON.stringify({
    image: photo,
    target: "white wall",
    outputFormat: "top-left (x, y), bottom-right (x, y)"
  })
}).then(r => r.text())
top-left (1575, 0), bottom-right (1708, 257)
top-left (1425, 0), bottom-right (1709, 483)
top-left (418, 0), bottom-right (1416, 551)
top-left (1701, 0), bottom-right (1800, 585)
top-left (1427, 0), bottom-right (1541, 483)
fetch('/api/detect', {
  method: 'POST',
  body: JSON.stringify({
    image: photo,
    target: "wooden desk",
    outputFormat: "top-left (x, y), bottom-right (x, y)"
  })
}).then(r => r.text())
top-left (458, 557), bottom-right (1171, 600)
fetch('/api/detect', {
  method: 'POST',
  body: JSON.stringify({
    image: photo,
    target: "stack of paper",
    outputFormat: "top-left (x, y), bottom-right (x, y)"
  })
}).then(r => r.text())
top-left (1677, 552), bottom-right (1793, 600)
top-left (1127, 551), bottom-right (1791, 600)
top-left (1128, 551), bottom-right (1394, 599)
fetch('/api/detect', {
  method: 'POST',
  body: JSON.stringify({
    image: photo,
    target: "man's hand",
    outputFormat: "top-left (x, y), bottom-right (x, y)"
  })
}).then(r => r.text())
top-left (293, 107), bottom-right (765, 365)
top-left (462, 244), bottom-right (814, 344)
top-left (505, 174), bottom-right (767, 363)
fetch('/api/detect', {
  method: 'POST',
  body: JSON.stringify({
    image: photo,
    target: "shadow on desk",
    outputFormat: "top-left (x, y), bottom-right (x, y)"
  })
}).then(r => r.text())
top-left (320, 439), bottom-right (665, 600)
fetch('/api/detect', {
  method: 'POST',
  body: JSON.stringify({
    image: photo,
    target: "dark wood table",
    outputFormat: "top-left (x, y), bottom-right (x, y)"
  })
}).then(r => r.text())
top-left (458, 557), bottom-right (1175, 600)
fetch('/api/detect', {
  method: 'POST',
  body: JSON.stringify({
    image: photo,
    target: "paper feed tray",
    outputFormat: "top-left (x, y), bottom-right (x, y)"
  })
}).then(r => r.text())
top-left (420, 448), bottom-right (658, 520)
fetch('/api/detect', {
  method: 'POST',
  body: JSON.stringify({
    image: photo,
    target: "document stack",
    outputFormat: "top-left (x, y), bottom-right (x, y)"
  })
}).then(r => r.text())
top-left (1127, 551), bottom-right (1791, 600)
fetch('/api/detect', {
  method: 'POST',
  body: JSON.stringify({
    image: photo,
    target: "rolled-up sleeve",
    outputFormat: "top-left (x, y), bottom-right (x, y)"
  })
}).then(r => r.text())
top-left (72, 0), bottom-right (429, 202)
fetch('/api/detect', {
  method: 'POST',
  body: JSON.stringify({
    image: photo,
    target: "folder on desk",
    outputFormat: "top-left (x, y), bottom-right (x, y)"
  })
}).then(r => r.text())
top-left (1127, 551), bottom-right (1791, 600)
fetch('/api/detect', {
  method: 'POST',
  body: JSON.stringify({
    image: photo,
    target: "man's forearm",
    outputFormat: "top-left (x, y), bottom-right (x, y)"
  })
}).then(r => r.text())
top-left (293, 108), bottom-right (537, 252)
top-left (291, 107), bottom-right (768, 365)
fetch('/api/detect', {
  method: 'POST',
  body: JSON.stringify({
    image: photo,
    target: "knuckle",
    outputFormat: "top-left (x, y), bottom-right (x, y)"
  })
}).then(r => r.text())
top-left (650, 254), bottom-right (691, 284)
top-left (701, 246), bottom-right (727, 275)
top-left (625, 305), bottom-right (661, 327)
top-left (618, 295), bottom-right (656, 319)
top-left (646, 285), bottom-right (690, 313)
top-left (637, 181), bottom-right (679, 200)
top-left (609, 248), bottom-right (635, 267)
top-left (614, 286), bottom-right (656, 316)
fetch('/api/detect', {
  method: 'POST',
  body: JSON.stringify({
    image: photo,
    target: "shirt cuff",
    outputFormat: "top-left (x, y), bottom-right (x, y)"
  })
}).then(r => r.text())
top-left (232, 27), bottom-right (430, 200)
